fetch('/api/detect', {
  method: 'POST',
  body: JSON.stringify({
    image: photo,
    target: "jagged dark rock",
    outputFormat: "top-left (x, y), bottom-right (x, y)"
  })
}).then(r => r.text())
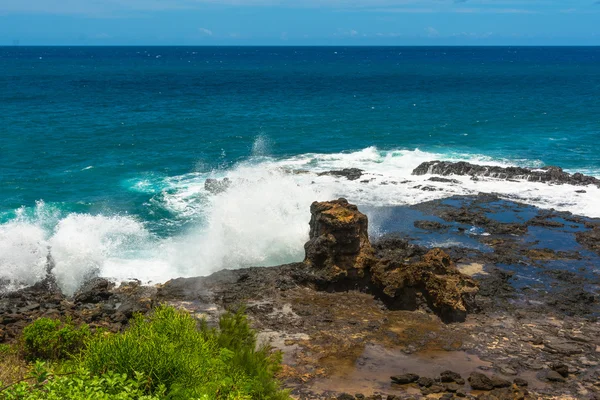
top-left (440, 370), bottom-right (465, 384)
top-left (371, 248), bottom-right (479, 322)
top-left (317, 168), bottom-right (364, 181)
top-left (513, 378), bottom-right (529, 387)
top-left (428, 176), bottom-right (460, 184)
top-left (390, 373), bottom-right (419, 384)
top-left (73, 277), bottom-right (115, 304)
top-left (575, 225), bottom-right (600, 255)
top-left (303, 198), bottom-right (376, 282)
top-left (412, 160), bottom-right (600, 187)
top-left (413, 220), bottom-right (448, 231)
top-left (468, 372), bottom-right (494, 390)
top-left (550, 363), bottom-right (569, 378)
top-left (204, 178), bottom-right (230, 194)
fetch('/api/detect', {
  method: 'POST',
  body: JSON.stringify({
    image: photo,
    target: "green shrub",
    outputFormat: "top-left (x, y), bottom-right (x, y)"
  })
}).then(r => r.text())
top-left (0, 361), bottom-right (162, 400)
top-left (22, 317), bottom-right (91, 361)
top-left (83, 305), bottom-right (289, 400)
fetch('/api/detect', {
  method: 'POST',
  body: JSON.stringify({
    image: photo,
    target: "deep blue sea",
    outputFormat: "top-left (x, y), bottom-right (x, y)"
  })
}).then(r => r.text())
top-left (1, 46), bottom-right (599, 293)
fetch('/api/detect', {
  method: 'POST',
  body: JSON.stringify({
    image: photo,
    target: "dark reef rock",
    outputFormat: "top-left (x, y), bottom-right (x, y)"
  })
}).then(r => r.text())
top-left (428, 176), bottom-right (460, 184)
top-left (468, 372), bottom-right (494, 390)
top-left (303, 198), bottom-right (376, 282)
top-left (413, 220), bottom-right (449, 231)
top-left (303, 200), bottom-right (478, 322)
top-left (371, 248), bottom-right (479, 322)
top-left (440, 370), bottom-right (465, 384)
top-left (390, 373), bottom-right (419, 384)
top-left (73, 278), bottom-right (115, 304)
top-left (204, 178), bottom-right (231, 194)
top-left (317, 168), bottom-right (364, 181)
top-left (575, 224), bottom-right (600, 255)
top-left (412, 160), bottom-right (600, 187)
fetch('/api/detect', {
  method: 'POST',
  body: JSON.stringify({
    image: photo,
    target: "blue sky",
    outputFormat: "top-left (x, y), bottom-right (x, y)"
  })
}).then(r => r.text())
top-left (1, 0), bottom-right (599, 45)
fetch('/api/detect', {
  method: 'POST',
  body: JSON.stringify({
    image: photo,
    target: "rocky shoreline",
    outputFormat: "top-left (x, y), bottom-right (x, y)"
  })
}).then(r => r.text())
top-left (1, 183), bottom-right (600, 398)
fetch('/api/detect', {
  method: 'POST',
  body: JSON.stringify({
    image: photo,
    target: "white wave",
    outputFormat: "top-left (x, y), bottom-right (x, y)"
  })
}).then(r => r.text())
top-left (0, 221), bottom-right (48, 287)
top-left (2, 146), bottom-right (599, 295)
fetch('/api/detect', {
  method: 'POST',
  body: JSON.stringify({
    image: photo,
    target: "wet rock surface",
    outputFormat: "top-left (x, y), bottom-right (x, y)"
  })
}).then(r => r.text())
top-left (317, 168), bottom-right (364, 181)
top-left (412, 160), bottom-right (600, 187)
top-left (2, 194), bottom-right (600, 399)
top-left (204, 177), bottom-right (231, 194)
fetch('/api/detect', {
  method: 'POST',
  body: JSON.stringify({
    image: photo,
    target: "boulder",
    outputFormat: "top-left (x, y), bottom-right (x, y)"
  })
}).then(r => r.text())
top-left (317, 168), bottom-right (364, 181)
top-left (302, 199), bottom-right (478, 322)
top-left (73, 278), bottom-right (115, 304)
top-left (204, 178), bottom-right (230, 194)
top-left (371, 248), bottom-right (479, 322)
top-left (391, 373), bottom-right (419, 384)
top-left (304, 198), bottom-right (376, 282)
top-left (469, 372), bottom-right (494, 391)
top-left (440, 370), bottom-right (465, 384)
top-left (546, 370), bottom-right (566, 383)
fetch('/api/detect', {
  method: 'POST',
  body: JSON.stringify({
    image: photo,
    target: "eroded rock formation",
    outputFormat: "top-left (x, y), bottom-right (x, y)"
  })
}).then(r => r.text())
top-left (303, 198), bottom-right (478, 322)
top-left (412, 160), bottom-right (600, 187)
top-left (303, 198), bottom-right (376, 282)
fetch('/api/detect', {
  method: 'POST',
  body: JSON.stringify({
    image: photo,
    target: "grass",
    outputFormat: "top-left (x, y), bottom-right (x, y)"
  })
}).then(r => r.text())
top-left (0, 305), bottom-right (290, 400)
top-left (0, 345), bottom-right (28, 390)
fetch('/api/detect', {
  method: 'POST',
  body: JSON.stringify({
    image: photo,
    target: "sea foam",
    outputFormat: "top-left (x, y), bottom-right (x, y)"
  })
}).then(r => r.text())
top-left (1, 146), bottom-right (599, 294)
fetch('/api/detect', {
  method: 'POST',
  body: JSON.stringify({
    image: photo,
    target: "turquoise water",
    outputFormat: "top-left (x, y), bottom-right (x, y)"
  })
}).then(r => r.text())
top-left (1, 46), bottom-right (599, 292)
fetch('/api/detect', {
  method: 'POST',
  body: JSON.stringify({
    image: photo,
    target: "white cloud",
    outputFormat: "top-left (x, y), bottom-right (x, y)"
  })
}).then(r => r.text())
top-left (198, 27), bottom-right (213, 36)
top-left (426, 26), bottom-right (439, 37)
top-left (454, 7), bottom-right (539, 14)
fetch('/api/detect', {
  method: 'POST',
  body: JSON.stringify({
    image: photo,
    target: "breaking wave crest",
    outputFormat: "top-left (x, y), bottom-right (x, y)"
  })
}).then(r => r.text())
top-left (1, 146), bottom-right (599, 294)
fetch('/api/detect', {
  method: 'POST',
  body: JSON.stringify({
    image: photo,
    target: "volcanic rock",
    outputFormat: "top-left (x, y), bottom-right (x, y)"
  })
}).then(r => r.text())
top-left (317, 168), bottom-right (364, 181)
top-left (550, 363), bottom-right (569, 378)
top-left (371, 248), bottom-right (479, 322)
top-left (74, 278), bottom-right (115, 304)
top-left (546, 370), bottom-right (566, 383)
top-left (303, 198), bottom-right (376, 282)
top-left (468, 372), bottom-right (494, 390)
top-left (204, 178), bottom-right (230, 194)
top-left (440, 370), bottom-right (465, 384)
top-left (391, 373), bottom-right (419, 384)
top-left (412, 160), bottom-right (600, 187)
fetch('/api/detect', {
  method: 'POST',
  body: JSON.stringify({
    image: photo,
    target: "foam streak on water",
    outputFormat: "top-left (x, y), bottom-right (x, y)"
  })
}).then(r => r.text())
top-left (1, 147), bottom-right (599, 294)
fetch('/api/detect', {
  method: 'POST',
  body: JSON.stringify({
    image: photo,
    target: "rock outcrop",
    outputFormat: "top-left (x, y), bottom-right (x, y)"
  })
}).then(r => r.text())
top-left (372, 248), bottom-right (478, 322)
top-left (412, 160), bottom-right (600, 187)
top-left (317, 168), bottom-right (364, 181)
top-left (304, 198), bottom-right (376, 282)
top-left (204, 178), bottom-right (231, 194)
top-left (303, 199), bottom-right (478, 322)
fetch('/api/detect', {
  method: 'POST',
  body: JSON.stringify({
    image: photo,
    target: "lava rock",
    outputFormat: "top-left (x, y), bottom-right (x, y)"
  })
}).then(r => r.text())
top-left (318, 168), bottom-right (364, 181)
top-left (441, 370), bottom-right (465, 384)
top-left (417, 377), bottom-right (434, 387)
top-left (468, 372), bottom-right (494, 391)
top-left (73, 278), bottom-right (115, 304)
top-left (513, 378), bottom-right (529, 387)
top-left (391, 373), bottom-right (419, 384)
top-left (550, 363), bottom-right (569, 378)
top-left (489, 376), bottom-right (511, 388)
top-left (204, 178), bottom-right (230, 194)
top-left (546, 370), bottom-right (567, 383)
top-left (412, 160), bottom-right (600, 187)
top-left (303, 198), bottom-right (376, 282)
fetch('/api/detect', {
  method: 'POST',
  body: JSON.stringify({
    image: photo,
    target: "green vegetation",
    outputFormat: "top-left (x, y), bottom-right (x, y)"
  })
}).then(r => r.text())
top-left (0, 305), bottom-right (289, 400)
top-left (21, 317), bottom-right (91, 361)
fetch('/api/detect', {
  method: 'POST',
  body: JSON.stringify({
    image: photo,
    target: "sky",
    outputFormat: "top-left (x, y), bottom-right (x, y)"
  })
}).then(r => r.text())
top-left (0, 0), bottom-right (599, 45)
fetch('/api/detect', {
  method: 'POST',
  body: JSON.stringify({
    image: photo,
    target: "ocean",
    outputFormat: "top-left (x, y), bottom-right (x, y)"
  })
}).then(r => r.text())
top-left (1, 46), bottom-right (599, 294)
